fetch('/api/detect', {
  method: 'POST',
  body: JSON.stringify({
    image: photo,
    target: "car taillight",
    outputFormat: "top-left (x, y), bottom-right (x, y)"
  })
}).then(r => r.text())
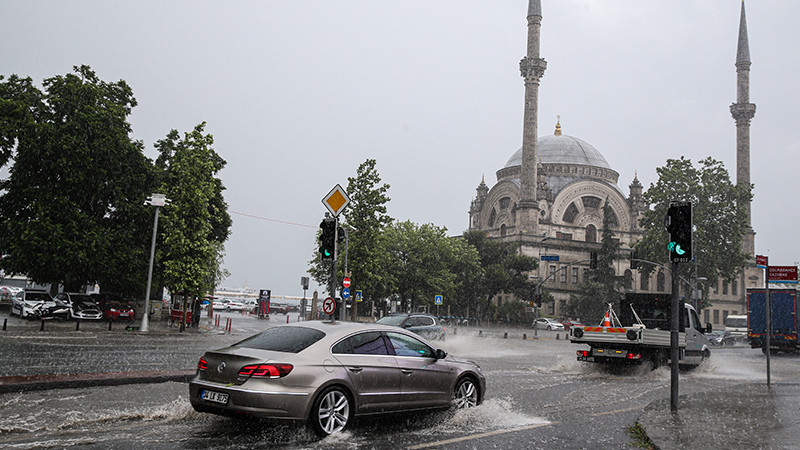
top-left (198, 357), bottom-right (208, 371)
top-left (238, 364), bottom-right (293, 379)
top-left (626, 353), bottom-right (641, 360)
top-left (577, 350), bottom-right (590, 357)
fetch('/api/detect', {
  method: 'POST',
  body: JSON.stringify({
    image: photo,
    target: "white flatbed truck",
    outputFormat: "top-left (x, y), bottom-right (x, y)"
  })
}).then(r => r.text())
top-left (569, 294), bottom-right (711, 368)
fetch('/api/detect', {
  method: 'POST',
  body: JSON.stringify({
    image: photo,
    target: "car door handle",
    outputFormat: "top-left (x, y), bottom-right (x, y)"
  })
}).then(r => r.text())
top-left (347, 367), bottom-right (363, 373)
top-left (401, 369), bottom-right (413, 375)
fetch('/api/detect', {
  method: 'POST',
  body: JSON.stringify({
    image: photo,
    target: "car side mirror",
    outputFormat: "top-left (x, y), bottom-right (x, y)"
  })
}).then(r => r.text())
top-left (435, 349), bottom-right (447, 360)
top-left (705, 323), bottom-right (713, 333)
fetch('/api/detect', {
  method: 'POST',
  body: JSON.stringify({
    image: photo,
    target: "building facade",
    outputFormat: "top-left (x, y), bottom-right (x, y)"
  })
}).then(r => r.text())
top-left (467, 1), bottom-right (758, 326)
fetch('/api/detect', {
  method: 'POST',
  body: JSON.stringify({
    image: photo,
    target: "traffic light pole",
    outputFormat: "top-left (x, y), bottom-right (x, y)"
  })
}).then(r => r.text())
top-left (331, 217), bottom-right (339, 322)
top-left (670, 261), bottom-right (680, 412)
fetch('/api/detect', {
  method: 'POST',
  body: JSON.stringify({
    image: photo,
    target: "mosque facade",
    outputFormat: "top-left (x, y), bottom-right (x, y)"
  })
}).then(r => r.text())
top-left (467, 1), bottom-right (759, 326)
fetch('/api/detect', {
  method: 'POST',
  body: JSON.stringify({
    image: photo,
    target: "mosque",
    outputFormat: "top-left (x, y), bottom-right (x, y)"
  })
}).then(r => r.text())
top-left (467, 1), bottom-right (760, 327)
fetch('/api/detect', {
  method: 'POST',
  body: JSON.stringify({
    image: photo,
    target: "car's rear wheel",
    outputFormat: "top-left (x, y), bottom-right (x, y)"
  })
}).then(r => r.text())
top-left (453, 377), bottom-right (479, 409)
top-left (310, 386), bottom-right (351, 437)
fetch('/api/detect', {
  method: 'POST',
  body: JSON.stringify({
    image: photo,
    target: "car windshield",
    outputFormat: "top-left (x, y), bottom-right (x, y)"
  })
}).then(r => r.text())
top-left (376, 315), bottom-right (407, 326)
top-left (25, 292), bottom-right (51, 302)
top-left (234, 326), bottom-right (325, 353)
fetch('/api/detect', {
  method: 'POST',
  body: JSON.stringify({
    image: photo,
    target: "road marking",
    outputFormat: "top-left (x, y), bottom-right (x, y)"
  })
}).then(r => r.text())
top-left (407, 421), bottom-right (556, 449)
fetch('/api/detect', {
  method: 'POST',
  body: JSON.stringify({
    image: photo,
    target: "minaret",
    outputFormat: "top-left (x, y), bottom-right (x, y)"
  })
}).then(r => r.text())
top-left (517, 0), bottom-right (547, 235)
top-left (730, 0), bottom-right (756, 256)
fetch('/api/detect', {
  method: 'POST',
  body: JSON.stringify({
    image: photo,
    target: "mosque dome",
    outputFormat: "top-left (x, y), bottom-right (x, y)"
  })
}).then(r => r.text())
top-left (504, 134), bottom-right (610, 170)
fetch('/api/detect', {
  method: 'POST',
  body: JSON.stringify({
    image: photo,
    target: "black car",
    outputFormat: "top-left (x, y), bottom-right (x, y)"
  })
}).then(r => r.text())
top-left (376, 313), bottom-right (446, 340)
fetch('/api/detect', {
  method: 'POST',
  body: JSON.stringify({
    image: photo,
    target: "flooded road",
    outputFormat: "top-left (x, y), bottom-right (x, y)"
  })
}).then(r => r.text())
top-left (1, 313), bottom-right (799, 448)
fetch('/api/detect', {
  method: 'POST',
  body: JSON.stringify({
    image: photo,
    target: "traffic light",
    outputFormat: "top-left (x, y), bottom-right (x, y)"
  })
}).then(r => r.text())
top-left (318, 219), bottom-right (336, 260)
top-left (590, 252), bottom-right (598, 269)
top-left (630, 251), bottom-right (638, 270)
top-left (534, 294), bottom-right (542, 308)
top-left (665, 201), bottom-right (692, 263)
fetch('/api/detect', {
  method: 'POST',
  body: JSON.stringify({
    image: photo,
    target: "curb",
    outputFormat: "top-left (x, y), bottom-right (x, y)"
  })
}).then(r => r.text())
top-left (0, 369), bottom-right (195, 393)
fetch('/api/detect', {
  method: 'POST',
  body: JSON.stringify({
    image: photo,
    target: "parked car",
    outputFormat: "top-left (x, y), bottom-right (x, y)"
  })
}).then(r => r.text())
top-left (101, 301), bottom-right (135, 321)
top-left (10, 289), bottom-right (53, 319)
top-left (213, 299), bottom-right (246, 312)
top-left (376, 313), bottom-right (446, 340)
top-left (706, 330), bottom-right (737, 346)
top-left (533, 317), bottom-right (565, 331)
top-left (31, 298), bottom-right (71, 321)
top-left (56, 293), bottom-right (103, 320)
top-left (560, 319), bottom-right (584, 330)
top-left (189, 321), bottom-right (484, 437)
top-left (90, 293), bottom-right (135, 321)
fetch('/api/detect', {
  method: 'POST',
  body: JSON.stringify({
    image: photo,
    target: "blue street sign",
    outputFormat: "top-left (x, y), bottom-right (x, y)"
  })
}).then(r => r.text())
top-left (435, 295), bottom-right (443, 305)
top-left (355, 290), bottom-right (362, 302)
top-left (341, 287), bottom-right (351, 299)
top-left (540, 255), bottom-right (559, 262)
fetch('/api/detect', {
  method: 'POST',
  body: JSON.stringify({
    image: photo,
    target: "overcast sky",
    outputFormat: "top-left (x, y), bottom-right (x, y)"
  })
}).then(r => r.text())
top-left (3, 1), bottom-right (798, 299)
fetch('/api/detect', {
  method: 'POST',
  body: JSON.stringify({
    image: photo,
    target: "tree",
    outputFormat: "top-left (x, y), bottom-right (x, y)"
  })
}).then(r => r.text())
top-left (342, 159), bottom-right (393, 312)
top-left (462, 230), bottom-right (538, 321)
top-left (155, 123), bottom-right (231, 301)
top-left (566, 199), bottom-right (628, 323)
top-left (0, 66), bottom-right (154, 294)
top-left (635, 157), bottom-right (752, 299)
top-left (381, 221), bottom-right (481, 314)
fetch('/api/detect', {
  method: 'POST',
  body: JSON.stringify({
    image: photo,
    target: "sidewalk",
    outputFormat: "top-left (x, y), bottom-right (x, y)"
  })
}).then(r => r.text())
top-left (638, 381), bottom-right (800, 449)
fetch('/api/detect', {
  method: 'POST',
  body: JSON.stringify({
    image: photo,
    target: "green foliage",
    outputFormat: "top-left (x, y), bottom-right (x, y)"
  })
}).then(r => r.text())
top-left (382, 221), bottom-right (480, 313)
top-left (636, 157), bottom-right (752, 297)
top-left (0, 66), bottom-right (154, 293)
top-left (156, 122), bottom-right (231, 298)
top-left (627, 422), bottom-right (657, 449)
top-left (343, 159), bottom-right (393, 307)
top-left (566, 199), bottom-right (627, 323)
top-left (462, 230), bottom-right (537, 319)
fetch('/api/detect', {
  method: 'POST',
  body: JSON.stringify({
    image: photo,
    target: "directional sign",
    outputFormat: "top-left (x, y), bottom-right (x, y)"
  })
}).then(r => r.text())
top-left (540, 255), bottom-right (559, 262)
top-left (342, 277), bottom-right (351, 288)
top-left (322, 297), bottom-right (336, 315)
top-left (756, 255), bottom-right (768, 269)
top-left (768, 266), bottom-right (798, 284)
top-left (435, 295), bottom-right (443, 305)
top-left (342, 287), bottom-right (351, 299)
top-left (355, 290), bottom-right (363, 302)
top-left (322, 184), bottom-right (351, 217)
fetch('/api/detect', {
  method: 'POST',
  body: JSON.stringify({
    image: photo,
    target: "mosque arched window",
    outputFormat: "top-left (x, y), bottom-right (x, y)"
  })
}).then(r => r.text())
top-left (624, 269), bottom-right (633, 290)
top-left (500, 224), bottom-right (507, 236)
top-left (585, 224), bottom-right (597, 243)
top-left (641, 274), bottom-right (650, 291)
top-left (563, 203), bottom-right (579, 223)
top-left (489, 208), bottom-right (497, 227)
top-left (499, 197), bottom-right (511, 210)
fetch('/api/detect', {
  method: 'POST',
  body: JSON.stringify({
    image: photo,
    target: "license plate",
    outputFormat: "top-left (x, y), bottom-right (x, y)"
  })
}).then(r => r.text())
top-left (201, 390), bottom-right (229, 404)
top-left (578, 356), bottom-right (595, 362)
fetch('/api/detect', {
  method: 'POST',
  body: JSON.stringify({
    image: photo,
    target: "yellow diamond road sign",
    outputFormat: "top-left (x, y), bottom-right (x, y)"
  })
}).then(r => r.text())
top-left (322, 184), bottom-right (350, 217)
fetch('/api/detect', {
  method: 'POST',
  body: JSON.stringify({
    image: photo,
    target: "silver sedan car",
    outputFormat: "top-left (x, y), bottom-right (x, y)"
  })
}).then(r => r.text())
top-left (189, 320), bottom-right (485, 436)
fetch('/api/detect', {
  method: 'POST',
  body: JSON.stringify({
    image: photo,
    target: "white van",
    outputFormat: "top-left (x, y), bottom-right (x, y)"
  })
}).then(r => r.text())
top-left (724, 314), bottom-right (748, 342)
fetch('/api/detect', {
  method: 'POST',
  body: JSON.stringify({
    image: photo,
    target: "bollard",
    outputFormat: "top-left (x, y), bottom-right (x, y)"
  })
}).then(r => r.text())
top-left (503, 332), bottom-right (508, 339)
top-left (523, 333), bottom-right (527, 340)
top-left (41, 320), bottom-right (45, 331)
top-left (478, 330), bottom-right (483, 337)
top-left (286, 315), bottom-right (289, 324)
top-left (454, 327), bottom-right (457, 336)
top-left (109, 321), bottom-right (113, 331)
top-left (3, 318), bottom-right (6, 331)
top-left (556, 333), bottom-right (560, 340)
top-left (76, 320), bottom-right (80, 331)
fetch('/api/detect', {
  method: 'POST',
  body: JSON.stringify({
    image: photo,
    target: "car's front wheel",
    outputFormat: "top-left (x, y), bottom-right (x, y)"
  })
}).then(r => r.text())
top-left (310, 386), bottom-right (351, 437)
top-left (453, 377), bottom-right (479, 409)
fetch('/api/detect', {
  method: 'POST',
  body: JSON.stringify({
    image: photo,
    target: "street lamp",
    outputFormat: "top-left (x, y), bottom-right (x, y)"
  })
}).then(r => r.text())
top-left (140, 193), bottom-right (170, 333)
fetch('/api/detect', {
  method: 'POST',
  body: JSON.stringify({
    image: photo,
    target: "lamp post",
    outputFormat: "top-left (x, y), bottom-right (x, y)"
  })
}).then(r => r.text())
top-left (140, 193), bottom-right (170, 333)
